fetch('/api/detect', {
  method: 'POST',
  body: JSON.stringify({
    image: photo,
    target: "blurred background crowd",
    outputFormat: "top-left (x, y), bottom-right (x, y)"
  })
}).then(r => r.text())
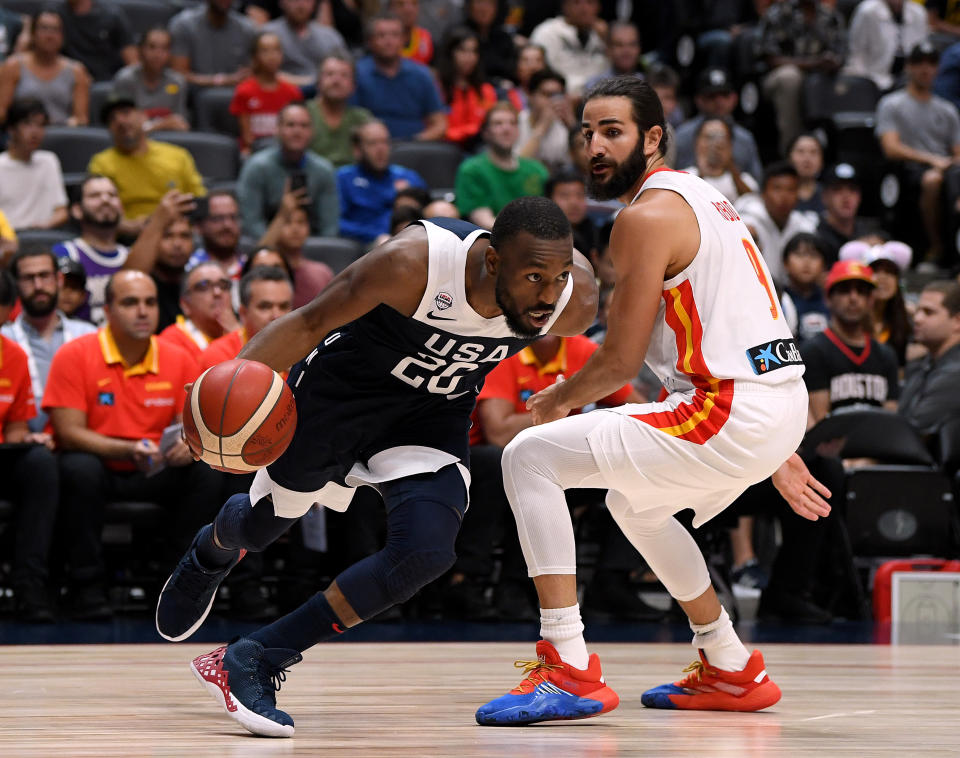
top-left (1, 0), bottom-right (959, 632)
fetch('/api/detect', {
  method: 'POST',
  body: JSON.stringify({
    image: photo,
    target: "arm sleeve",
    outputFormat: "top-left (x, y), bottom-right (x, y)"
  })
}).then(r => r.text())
top-left (874, 97), bottom-right (897, 138)
top-left (41, 343), bottom-right (87, 412)
top-left (237, 160), bottom-right (268, 240)
top-left (47, 154), bottom-right (68, 207)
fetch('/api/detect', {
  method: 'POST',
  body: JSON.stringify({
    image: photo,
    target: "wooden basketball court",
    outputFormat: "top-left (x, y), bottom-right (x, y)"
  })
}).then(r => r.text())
top-left (1, 642), bottom-right (956, 757)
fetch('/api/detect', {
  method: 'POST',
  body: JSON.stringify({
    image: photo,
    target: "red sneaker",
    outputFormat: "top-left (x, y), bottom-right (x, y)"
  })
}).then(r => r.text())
top-left (476, 640), bottom-right (620, 725)
top-left (641, 649), bottom-right (781, 711)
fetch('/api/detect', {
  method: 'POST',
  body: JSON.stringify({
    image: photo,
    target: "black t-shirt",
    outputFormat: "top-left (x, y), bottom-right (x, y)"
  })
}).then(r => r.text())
top-left (61, 2), bottom-right (133, 81)
top-left (801, 328), bottom-right (900, 412)
top-left (152, 274), bottom-right (183, 334)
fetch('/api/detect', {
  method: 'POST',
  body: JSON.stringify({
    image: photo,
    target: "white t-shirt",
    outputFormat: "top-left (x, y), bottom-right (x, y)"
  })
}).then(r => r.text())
top-left (682, 166), bottom-right (758, 203)
top-left (0, 150), bottom-right (67, 229)
top-left (735, 192), bottom-right (817, 286)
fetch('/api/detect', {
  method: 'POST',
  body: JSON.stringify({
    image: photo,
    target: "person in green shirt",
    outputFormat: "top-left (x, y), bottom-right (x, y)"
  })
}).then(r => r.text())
top-left (306, 52), bottom-right (371, 169)
top-left (455, 102), bottom-right (549, 229)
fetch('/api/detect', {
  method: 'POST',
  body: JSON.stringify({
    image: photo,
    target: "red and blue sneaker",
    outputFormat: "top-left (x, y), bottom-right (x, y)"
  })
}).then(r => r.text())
top-left (475, 640), bottom-right (619, 726)
top-left (641, 649), bottom-right (781, 711)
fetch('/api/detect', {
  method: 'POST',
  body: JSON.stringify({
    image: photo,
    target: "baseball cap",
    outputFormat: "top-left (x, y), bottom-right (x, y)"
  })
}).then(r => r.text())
top-left (908, 40), bottom-right (940, 64)
top-left (824, 260), bottom-right (876, 294)
top-left (99, 92), bottom-right (137, 125)
top-left (697, 67), bottom-right (734, 96)
top-left (58, 257), bottom-right (87, 288)
top-left (821, 162), bottom-right (860, 189)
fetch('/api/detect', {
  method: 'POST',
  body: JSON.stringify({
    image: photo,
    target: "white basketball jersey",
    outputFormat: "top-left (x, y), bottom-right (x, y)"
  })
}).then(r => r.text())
top-left (635, 169), bottom-right (804, 395)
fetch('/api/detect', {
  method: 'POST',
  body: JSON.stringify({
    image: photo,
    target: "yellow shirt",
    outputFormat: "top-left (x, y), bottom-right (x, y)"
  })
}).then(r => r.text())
top-left (0, 209), bottom-right (16, 241)
top-left (88, 140), bottom-right (206, 219)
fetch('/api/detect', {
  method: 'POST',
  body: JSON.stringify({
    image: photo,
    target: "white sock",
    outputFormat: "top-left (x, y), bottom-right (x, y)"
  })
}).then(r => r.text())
top-left (540, 604), bottom-right (589, 670)
top-left (689, 606), bottom-right (750, 672)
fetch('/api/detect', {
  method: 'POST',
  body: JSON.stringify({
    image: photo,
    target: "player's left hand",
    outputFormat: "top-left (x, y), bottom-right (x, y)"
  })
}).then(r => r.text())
top-left (771, 453), bottom-right (832, 521)
top-left (526, 376), bottom-right (571, 425)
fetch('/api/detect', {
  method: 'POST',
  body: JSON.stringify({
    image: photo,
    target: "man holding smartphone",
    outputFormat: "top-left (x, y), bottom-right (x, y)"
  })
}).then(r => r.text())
top-left (237, 103), bottom-right (340, 240)
top-left (517, 70), bottom-right (577, 175)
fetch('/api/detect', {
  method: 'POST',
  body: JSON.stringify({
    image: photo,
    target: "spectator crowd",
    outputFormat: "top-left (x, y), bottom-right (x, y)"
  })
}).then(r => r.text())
top-left (2, 0), bottom-right (960, 628)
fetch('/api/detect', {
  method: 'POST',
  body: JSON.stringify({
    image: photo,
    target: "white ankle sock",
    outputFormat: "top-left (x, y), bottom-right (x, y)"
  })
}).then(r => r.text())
top-left (540, 604), bottom-right (589, 670)
top-left (689, 606), bottom-right (750, 672)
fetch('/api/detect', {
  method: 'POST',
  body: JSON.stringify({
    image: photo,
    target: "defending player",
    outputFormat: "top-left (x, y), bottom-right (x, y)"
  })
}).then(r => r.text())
top-left (476, 77), bottom-right (832, 725)
top-left (155, 198), bottom-right (598, 737)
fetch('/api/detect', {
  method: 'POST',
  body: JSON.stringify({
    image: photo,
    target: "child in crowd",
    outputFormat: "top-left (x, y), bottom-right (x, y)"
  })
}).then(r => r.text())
top-left (780, 232), bottom-right (830, 344)
top-left (230, 32), bottom-right (303, 155)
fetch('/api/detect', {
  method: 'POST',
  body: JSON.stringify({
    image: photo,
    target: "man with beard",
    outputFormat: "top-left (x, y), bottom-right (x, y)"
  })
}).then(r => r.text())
top-left (336, 120), bottom-right (427, 244)
top-left (53, 175), bottom-right (129, 324)
top-left (475, 76), bottom-right (830, 725)
top-left (186, 191), bottom-right (247, 285)
top-left (455, 103), bottom-right (550, 230)
top-left (2, 250), bottom-right (92, 621)
top-left (154, 198), bottom-right (599, 737)
top-left (158, 263), bottom-right (237, 360)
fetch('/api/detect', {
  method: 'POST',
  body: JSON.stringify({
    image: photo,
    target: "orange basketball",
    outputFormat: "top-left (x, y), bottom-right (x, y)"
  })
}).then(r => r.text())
top-left (184, 359), bottom-right (297, 473)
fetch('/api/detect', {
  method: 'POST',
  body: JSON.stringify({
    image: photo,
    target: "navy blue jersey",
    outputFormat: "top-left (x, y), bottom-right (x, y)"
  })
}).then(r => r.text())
top-left (259, 218), bottom-right (575, 502)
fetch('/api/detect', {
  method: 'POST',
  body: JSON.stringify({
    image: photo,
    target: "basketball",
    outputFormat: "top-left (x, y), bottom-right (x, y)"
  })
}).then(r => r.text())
top-left (183, 359), bottom-right (297, 473)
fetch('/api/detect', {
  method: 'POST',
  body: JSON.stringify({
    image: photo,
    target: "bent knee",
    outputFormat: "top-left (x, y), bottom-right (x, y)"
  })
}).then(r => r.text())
top-left (384, 548), bottom-right (457, 603)
top-left (922, 169), bottom-right (944, 189)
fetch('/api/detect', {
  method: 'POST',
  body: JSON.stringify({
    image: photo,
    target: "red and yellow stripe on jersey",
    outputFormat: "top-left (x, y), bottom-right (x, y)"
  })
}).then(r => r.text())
top-left (632, 280), bottom-right (734, 445)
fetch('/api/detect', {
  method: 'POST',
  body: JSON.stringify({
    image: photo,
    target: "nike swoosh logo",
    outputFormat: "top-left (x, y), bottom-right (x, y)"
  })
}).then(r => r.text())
top-left (426, 310), bottom-right (456, 321)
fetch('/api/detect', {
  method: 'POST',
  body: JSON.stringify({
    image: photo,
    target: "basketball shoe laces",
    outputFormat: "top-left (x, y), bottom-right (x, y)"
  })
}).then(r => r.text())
top-left (259, 658), bottom-right (293, 701)
top-left (510, 656), bottom-right (562, 694)
top-left (677, 658), bottom-right (718, 690)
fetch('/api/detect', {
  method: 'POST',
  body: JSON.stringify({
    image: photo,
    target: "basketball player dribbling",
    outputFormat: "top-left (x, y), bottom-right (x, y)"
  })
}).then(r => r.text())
top-left (476, 77), bottom-right (833, 725)
top-left (154, 197), bottom-right (599, 737)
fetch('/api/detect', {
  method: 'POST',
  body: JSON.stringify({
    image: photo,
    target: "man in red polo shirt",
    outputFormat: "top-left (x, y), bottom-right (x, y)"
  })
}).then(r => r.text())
top-left (158, 263), bottom-right (237, 359)
top-left (0, 332), bottom-right (60, 621)
top-left (44, 270), bottom-right (223, 619)
top-left (198, 266), bottom-right (294, 371)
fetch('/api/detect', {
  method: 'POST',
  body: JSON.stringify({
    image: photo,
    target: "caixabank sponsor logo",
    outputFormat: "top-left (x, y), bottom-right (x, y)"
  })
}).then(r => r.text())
top-left (746, 339), bottom-right (803, 375)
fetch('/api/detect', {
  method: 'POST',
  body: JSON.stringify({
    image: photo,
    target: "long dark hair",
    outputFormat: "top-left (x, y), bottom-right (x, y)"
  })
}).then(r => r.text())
top-left (876, 278), bottom-right (911, 365)
top-left (437, 26), bottom-right (486, 101)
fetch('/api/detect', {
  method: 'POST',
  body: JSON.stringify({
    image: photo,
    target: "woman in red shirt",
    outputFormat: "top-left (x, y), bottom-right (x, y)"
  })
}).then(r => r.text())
top-left (230, 32), bottom-right (303, 155)
top-left (436, 26), bottom-right (498, 150)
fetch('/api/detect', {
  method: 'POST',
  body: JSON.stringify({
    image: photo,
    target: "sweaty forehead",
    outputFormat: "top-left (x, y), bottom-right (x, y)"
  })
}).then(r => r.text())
top-left (501, 232), bottom-right (573, 266)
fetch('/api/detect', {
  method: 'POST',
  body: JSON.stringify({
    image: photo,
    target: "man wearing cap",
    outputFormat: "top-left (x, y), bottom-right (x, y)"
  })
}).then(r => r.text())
top-left (57, 258), bottom-right (91, 320)
top-left (801, 260), bottom-right (900, 425)
top-left (673, 67), bottom-right (763, 180)
top-left (758, 0), bottom-right (845, 155)
top-left (877, 41), bottom-right (960, 266)
top-left (88, 95), bottom-right (205, 236)
top-left (845, 0), bottom-right (928, 90)
top-left (815, 163), bottom-right (875, 264)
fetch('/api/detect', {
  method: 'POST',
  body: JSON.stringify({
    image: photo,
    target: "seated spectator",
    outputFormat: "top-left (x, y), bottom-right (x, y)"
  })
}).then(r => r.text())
top-left (187, 191), bottom-right (247, 282)
top-left (545, 171), bottom-right (598, 257)
top-left (159, 263), bottom-right (236, 358)
top-left (390, 0), bottom-right (433, 65)
top-left (803, 260), bottom-right (900, 424)
top-left (647, 63), bottom-right (684, 130)
top-left (736, 161), bottom-right (817, 284)
top-left (264, 0), bottom-right (347, 88)
top-left (455, 103), bottom-right (549, 228)
top-left (0, 98), bottom-right (68, 230)
top-left (844, 0), bottom-right (928, 90)
top-left (518, 69), bottom-right (577, 175)
top-left (231, 31), bottom-right (304, 154)
top-left (779, 232), bottom-right (830, 344)
top-left (2, 249), bottom-right (96, 434)
top-left (508, 42), bottom-right (547, 112)
top-left (789, 132), bottom-right (826, 219)
top-left (877, 42), bottom-right (960, 266)
top-left (336, 120), bottom-right (428, 244)
top-left (934, 38), bottom-right (960, 112)
top-left (691, 0), bottom-right (759, 71)
top-left (674, 68), bottom-right (764, 181)
top-left (899, 280), bottom-right (960, 436)
top-left (241, 248), bottom-right (294, 280)
top-left (307, 52), bottom-right (372, 169)
top-left (53, 175), bottom-right (130, 324)
top-left (436, 26), bottom-right (498, 149)
top-left (56, 258), bottom-right (90, 320)
top-left (44, 270), bottom-right (222, 619)
top-left (238, 103), bottom-right (339, 239)
top-left (351, 13), bottom-right (447, 140)
top-left (451, 333), bottom-right (653, 621)
top-left (0, 328), bottom-right (58, 622)
top-left (170, 0), bottom-right (257, 89)
top-left (759, 0), bottom-right (844, 155)
top-left (199, 266), bottom-right (294, 370)
top-left (683, 117), bottom-right (759, 202)
top-left (0, 9), bottom-right (90, 126)
top-left (463, 0), bottom-right (516, 84)
top-left (423, 198), bottom-right (460, 218)
top-left (815, 163), bottom-right (875, 265)
top-left (112, 27), bottom-right (189, 133)
top-left (0, 8), bottom-right (24, 63)
top-left (529, 0), bottom-right (608, 97)
top-left (584, 21), bottom-right (643, 92)
top-left (60, 0), bottom-right (137, 82)
top-left (259, 203), bottom-right (335, 307)
top-left (88, 95), bottom-right (205, 235)
top-left (840, 237), bottom-right (914, 365)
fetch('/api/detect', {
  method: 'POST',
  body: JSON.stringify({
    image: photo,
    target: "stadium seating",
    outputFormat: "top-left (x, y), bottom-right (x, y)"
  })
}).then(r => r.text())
top-left (193, 87), bottom-right (240, 138)
top-left (111, 0), bottom-right (179, 44)
top-left (150, 130), bottom-right (240, 183)
top-left (88, 80), bottom-right (115, 127)
top-left (302, 236), bottom-right (363, 273)
top-left (391, 141), bottom-right (464, 199)
top-left (40, 126), bottom-right (113, 191)
top-left (15, 228), bottom-right (75, 252)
